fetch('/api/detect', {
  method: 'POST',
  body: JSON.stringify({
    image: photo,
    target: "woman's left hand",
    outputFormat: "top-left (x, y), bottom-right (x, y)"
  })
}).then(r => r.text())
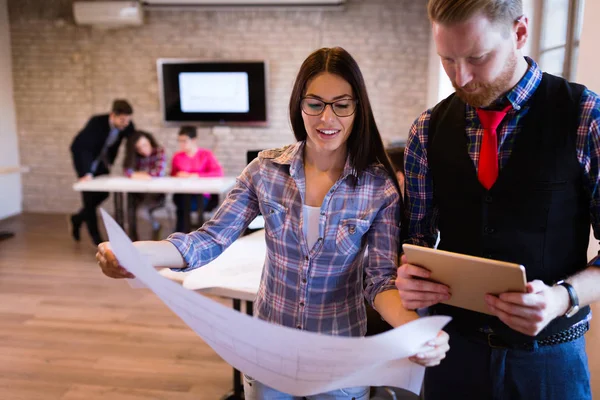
top-left (131, 171), bottom-right (152, 180)
top-left (409, 330), bottom-right (450, 367)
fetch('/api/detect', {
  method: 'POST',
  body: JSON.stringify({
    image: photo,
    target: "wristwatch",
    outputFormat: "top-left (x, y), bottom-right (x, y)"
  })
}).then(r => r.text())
top-left (555, 280), bottom-right (580, 318)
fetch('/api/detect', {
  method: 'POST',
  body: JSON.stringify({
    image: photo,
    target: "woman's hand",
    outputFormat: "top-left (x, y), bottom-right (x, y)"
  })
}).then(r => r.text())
top-left (96, 242), bottom-right (135, 279)
top-left (131, 171), bottom-right (152, 180)
top-left (409, 330), bottom-right (450, 367)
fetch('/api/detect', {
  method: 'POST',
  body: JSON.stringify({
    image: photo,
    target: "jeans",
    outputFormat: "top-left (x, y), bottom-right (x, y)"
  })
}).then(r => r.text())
top-left (243, 375), bottom-right (369, 400)
top-left (423, 322), bottom-right (591, 400)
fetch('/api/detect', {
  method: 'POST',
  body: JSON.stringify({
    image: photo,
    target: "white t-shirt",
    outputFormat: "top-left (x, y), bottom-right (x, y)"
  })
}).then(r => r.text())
top-left (302, 204), bottom-right (321, 249)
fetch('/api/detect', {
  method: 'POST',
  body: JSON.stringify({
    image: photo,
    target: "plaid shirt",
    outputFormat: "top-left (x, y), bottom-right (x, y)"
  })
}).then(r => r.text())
top-left (405, 57), bottom-right (600, 248)
top-left (167, 142), bottom-right (400, 336)
top-left (124, 147), bottom-right (167, 177)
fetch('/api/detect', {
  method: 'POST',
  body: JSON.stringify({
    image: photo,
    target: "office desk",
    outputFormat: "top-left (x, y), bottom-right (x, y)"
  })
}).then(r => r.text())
top-left (183, 229), bottom-right (265, 400)
top-left (73, 176), bottom-right (236, 236)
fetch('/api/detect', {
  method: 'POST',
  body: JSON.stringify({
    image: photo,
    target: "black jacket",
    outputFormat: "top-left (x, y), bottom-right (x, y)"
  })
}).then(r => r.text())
top-left (70, 114), bottom-right (134, 178)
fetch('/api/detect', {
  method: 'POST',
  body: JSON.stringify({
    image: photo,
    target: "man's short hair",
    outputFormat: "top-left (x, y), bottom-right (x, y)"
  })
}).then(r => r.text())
top-left (178, 125), bottom-right (197, 139)
top-left (427, 0), bottom-right (523, 27)
top-left (111, 99), bottom-right (133, 116)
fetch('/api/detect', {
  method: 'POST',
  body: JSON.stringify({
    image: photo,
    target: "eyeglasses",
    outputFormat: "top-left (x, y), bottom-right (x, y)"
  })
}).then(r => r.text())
top-left (301, 97), bottom-right (358, 117)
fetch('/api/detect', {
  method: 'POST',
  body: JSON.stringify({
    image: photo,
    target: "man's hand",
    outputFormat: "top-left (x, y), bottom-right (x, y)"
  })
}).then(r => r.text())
top-left (78, 174), bottom-right (93, 182)
top-left (396, 254), bottom-right (451, 310)
top-left (485, 280), bottom-right (570, 336)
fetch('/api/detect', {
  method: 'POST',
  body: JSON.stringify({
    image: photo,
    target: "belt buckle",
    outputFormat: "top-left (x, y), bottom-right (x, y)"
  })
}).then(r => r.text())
top-left (487, 333), bottom-right (508, 349)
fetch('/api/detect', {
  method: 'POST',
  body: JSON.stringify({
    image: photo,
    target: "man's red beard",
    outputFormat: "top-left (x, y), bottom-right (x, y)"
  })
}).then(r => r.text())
top-left (453, 53), bottom-right (517, 108)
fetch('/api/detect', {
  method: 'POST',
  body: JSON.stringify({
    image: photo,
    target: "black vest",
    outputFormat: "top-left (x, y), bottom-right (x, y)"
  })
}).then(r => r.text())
top-left (428, 73), bottom-right (590, 341)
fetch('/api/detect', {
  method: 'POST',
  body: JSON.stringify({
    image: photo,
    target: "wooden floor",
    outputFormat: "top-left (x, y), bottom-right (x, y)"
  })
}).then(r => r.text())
top-left (0, 213), bottom-right (232, 400)
top-left (0, 213), bottom-right (599, 399)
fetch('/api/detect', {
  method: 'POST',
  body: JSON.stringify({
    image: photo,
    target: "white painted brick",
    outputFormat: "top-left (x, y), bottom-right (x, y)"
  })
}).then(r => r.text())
top-left (8, 0), bottom-right (430, 213)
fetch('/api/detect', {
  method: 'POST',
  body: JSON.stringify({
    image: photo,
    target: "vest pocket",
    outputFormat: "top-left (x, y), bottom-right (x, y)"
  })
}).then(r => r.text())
top-left (335, 218), bottom-right (370, 255)
top-left (530, 180), bottom-right (567, 192)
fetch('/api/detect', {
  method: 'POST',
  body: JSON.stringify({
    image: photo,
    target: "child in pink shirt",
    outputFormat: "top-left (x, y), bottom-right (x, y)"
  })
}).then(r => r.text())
top-left (171, 126), bottom-right (223, 232)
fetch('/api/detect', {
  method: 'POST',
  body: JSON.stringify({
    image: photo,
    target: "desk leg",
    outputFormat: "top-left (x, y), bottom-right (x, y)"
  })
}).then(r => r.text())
top-left (197, 194), bottom-right (205, 228)
top-left (113, 192), bottom-right (124, 228)
top-left (182, 194), bottom-right (192, 233)
top-left (127, 193), bottom-right (138, 241)
top-left (219, 299), bottom-right (245, 400)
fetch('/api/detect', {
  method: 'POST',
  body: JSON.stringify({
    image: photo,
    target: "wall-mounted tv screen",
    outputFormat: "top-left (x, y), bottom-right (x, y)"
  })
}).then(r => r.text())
top-left (157, 59), bottom-right (267, 126)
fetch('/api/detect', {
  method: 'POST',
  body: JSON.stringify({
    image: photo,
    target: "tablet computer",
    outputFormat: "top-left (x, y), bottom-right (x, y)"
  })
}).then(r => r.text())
top-left (402, 244), bottom-right (527, 315)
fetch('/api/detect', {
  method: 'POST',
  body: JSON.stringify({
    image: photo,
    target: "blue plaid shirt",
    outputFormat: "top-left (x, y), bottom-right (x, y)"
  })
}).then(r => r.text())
top-left (167, 142), bottom-right (400, 336)
top-left (404, 57), bottom-right (600, 248)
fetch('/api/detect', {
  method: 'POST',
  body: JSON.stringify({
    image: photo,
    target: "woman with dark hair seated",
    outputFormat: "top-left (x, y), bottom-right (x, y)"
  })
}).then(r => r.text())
top-left (123, 130), bottom-right (167, 241)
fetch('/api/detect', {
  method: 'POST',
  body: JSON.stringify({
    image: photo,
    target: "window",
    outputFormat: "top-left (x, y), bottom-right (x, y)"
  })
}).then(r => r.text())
top-left (535, 0), bottom-right (585, 80)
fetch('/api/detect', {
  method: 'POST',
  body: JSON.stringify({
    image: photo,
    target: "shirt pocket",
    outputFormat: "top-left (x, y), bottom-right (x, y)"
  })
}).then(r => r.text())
top-left (261, 200), bottom-right (287, 238)
top-left (335, 218), bottom-right (370, 255)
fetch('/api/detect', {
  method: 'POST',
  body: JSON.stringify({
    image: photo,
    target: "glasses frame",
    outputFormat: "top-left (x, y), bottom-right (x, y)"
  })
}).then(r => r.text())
top-left (301, 97), bottom-right (359, 117)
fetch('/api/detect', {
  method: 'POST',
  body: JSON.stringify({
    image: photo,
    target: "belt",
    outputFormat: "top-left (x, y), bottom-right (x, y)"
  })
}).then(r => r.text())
top-left (483, 321), bottom-right (589, 350)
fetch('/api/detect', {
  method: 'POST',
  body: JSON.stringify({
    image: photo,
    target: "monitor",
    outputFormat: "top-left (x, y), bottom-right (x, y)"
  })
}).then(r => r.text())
top-left (158, 59), bottom-right (268, 126)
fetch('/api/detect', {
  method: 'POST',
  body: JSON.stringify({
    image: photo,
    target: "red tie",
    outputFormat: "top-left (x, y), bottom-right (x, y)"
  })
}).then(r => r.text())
top-left (476, 105), bottom-right (511, 189)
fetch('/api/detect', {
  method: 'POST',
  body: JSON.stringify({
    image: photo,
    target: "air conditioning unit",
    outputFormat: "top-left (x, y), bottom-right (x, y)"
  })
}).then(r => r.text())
top-left (143, 0), bottom-right (346, 11)
top-left (73, 1), bottom-right (144, 27)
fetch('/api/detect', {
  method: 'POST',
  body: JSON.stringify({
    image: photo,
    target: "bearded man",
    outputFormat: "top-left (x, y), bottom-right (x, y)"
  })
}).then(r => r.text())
top-left (396, 1), bottom-right (600, 399)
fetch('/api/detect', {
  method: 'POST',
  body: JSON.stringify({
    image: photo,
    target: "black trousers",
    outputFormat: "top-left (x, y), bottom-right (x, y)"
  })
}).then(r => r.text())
top-left (75, 191), bottom-right (109, 241)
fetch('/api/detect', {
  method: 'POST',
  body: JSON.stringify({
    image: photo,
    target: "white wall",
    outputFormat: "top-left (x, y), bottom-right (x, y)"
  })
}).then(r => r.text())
top-left (0, 0), bottom-right (21, 220)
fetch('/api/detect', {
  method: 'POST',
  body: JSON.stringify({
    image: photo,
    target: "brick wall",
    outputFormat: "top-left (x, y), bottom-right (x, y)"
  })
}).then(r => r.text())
top-left (8, 0), bottom-right (431, 213)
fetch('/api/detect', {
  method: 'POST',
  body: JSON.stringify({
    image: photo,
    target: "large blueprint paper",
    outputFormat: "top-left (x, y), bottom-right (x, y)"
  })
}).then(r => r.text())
top-left (101, 210), bottom-right (451, 396)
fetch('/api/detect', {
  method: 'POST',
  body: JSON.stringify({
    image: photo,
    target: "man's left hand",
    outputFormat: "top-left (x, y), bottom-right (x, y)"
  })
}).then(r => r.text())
top-left (485, 280), bottom-right (570, 336)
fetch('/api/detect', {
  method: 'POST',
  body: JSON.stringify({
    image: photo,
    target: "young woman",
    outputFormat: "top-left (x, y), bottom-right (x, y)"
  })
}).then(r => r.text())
top-left (98, 47), bottom-right (449, 399)
top-left (123, 130), bottom-right (167, 241)
top-left (171, 125), bottom-right (224, 232)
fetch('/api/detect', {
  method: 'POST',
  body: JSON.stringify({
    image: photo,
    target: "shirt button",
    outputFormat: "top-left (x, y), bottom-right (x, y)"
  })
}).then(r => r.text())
top-left (317, 237), bottom-right (323, 242)
top-left (297, 325), bottom-right (302, 330)
top-left (320, 211), bottom-right (325, 216)
top-left (348, 226), bottom-right (356, 234)
top-left (485, 195), bottom-right (493, 203)
top-left (305, 256), bottom-right (309, 261)
top-left (484, 226), bottom-right (495, 234)
top-left (302, 278), bottom-right (307, 283)
top-left (299, 302), bottom-right (304, 307)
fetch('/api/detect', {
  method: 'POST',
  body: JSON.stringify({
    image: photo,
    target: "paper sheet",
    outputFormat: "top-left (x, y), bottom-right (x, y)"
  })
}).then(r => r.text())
top-left (182, 229), bottom-right (265, 293)
top-left (101, 210), bottom-right (450, 396)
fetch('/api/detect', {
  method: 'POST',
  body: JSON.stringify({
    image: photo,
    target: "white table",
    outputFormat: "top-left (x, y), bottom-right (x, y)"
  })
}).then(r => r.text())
top-left (73, 176), bottom-right (236, 235)
top-left (176, 229), bottom-right (265, 400)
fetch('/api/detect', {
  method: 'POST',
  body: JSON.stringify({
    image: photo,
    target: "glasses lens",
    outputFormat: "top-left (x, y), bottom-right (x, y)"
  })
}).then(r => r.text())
top-left (332, 99), bottom-right (356, 117)
top-left (301, 98), bottom-right (325, 116)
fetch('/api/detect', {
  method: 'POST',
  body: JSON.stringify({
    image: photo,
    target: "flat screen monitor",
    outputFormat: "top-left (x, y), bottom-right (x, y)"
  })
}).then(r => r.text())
top-left (158, 59), bottom-right (268, 126)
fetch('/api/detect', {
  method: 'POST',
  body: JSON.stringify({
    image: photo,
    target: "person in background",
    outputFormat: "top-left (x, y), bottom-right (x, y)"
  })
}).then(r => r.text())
top-left (97, 47), bottom-right (450, 400)
top-left (123, 130), bottom-right (167, 241)
top-left (69, 99), bottom-right (135, 245)
top-left (397, 0), bottom-right (600, 399)
top-left (386, 146), bottom-right (405, 198)
top-left (171, 125), bottom-right (224, 233)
